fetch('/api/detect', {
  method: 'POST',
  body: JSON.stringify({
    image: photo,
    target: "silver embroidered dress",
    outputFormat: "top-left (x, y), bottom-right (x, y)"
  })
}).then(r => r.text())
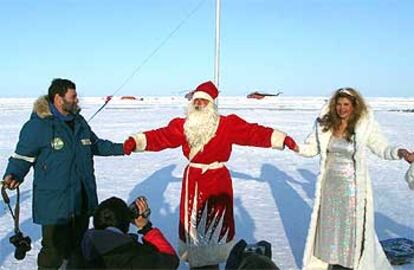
top-left (314, 136), bottom-right (356, 268)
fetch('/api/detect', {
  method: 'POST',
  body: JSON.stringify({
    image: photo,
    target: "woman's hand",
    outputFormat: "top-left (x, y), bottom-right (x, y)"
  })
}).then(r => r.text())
top-left (406, 153), bottom-right (414, 163)
top-left (398, 148), bottom-right (413, 163)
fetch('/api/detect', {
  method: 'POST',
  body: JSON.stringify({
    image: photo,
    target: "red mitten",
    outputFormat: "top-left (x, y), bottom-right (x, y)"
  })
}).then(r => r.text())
top-left (123, 137), bottom-right (136, 155)
top-left (284, 136), bottom-right (297, 151)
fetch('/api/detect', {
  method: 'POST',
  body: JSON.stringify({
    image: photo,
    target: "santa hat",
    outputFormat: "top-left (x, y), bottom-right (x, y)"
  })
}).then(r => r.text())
top-left (191, 81), bottom-right (219, 103)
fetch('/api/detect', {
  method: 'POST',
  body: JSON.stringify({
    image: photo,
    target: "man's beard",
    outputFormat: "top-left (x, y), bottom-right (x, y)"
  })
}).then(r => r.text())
top-left (184, 102), bottom-right (219, 158)
top-left (62, 99), bottom-right (80, 114)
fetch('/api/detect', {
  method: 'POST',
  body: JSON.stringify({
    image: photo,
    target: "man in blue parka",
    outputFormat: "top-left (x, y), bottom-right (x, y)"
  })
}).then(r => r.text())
top-left (2, 78), bottom-right (128, 269)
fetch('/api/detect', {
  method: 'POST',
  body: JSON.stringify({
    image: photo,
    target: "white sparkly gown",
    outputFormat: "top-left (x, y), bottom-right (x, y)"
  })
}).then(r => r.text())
top-left (314, 136), bottom-right (356, 268)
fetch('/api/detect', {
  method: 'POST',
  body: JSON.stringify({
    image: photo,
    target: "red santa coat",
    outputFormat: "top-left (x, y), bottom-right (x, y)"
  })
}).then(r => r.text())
top-left (132, 114), bottom-right (286, 267)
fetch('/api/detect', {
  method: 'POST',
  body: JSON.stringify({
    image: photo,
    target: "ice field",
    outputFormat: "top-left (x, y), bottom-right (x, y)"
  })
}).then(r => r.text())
top-left (0, 96), bottom-right (413, 269)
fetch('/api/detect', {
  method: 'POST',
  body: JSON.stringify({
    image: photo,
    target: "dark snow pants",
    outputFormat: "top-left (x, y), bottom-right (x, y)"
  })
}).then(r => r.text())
top-left (37, 214), bottom-right (89, 270)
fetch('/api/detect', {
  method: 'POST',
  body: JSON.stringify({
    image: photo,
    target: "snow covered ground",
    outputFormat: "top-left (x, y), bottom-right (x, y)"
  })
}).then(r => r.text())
top-left (0, 96), bottom-right (413, 270)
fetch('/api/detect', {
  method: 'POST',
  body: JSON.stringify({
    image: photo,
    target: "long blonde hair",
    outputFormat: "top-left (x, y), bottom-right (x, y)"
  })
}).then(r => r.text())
top-left (318, 87), bottom-right (368, 141)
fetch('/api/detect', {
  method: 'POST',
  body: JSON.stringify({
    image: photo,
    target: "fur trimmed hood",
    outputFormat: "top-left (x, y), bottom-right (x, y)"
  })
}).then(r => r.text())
top-left (32, 95), bottom-right (80, 119)
top-left (32, 95), bottom-right (52, 119)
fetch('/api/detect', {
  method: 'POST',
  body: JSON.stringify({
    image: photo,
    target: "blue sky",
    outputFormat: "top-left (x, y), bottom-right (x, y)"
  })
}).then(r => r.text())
top-left (1, 0), bottom-right (413, 97)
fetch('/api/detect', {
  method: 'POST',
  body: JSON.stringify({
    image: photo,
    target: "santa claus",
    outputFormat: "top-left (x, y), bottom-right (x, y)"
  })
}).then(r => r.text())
top-left (123, 81), bottom-right (297, 268)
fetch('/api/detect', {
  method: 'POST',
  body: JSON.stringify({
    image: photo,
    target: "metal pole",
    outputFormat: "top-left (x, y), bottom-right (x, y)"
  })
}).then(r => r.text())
top-left (214, 0), bottom-right (221, 89)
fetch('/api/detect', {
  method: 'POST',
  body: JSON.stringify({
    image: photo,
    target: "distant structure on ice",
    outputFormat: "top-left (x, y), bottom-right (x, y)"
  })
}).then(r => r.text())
top-left (120, 96), bottom-right (136, 100)
top-left (104, 95), bottom-right (144, 101)
top-left (184, 90), bottom-right (195, 100)
top-left (184, 90), bottom-right (282, 100)
top-left (247, 91), bottom-right (282, 99)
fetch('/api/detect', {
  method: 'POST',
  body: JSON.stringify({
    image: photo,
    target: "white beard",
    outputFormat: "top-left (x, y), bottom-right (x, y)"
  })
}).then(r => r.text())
top-left (184, 102), bottom-right (219, 159)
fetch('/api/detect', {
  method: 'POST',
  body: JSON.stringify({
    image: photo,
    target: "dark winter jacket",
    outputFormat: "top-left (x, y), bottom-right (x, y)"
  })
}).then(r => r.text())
top-left (3, 96), bottom-right (124, 224)
top-left (81, 227), bottom-right (179, 269)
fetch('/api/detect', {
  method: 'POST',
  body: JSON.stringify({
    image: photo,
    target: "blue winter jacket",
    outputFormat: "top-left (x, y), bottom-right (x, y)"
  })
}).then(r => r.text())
top-left (3, 96), bottom-right (124, 225)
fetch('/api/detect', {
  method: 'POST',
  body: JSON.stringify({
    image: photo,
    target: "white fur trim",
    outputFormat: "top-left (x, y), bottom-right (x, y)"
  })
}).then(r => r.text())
top-left (131, 133), bottom-right (147, 152)
top-left (271, 129), bottom-right (286, 150)
top-left (191, 91), bottom-right (214, 103)
top-left (178, 238), bottom-right (235, 267)
top-left (33, 96), bottom-right (52, 119)
top-left (391, 146), bottom-right (402, 160)
top-left (305, 256), bottom-right (329, 270)
top-left (12, 153), bottom-right (36, 163)
top-left (301, 108), bottom-right (394, 270)
top-left (406, 164), bottom-right (414, 190)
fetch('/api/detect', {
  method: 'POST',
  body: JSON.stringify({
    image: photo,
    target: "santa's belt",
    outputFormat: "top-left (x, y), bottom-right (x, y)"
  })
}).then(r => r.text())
top-left (188, 161), bottom-right (226, 174)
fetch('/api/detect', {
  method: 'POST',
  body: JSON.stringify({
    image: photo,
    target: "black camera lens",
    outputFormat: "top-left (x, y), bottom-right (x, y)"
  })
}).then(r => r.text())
top-left (128, 196), bottom-right (151, 220)
top-left (15, 245), bottom-right (28, 260)
top-left (129, 201), bottom-right (140, 219)
top-left (244, 244), bottom-right (265, 256)
top-left (9, 232), bottom-right (31, 260)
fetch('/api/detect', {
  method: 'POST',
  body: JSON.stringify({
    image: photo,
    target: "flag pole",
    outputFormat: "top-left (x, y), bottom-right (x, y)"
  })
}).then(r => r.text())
top-left (214, 0), bottom-right (221, 104)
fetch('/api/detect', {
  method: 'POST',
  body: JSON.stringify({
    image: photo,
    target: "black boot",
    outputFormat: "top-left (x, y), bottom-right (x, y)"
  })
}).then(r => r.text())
top-left (330, 264), bottom-right (352, 270)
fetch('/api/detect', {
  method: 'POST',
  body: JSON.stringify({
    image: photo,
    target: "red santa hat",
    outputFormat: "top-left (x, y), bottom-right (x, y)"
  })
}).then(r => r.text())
top-left (191, 81), bottom-right (219, 103)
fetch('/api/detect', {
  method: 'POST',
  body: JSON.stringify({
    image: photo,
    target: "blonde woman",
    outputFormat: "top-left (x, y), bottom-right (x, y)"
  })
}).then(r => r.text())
top-left (293, 88), bottom-right (411, 270)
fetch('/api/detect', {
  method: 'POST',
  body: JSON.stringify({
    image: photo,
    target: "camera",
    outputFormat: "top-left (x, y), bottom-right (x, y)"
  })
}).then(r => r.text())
top-left (225, 239), bottom-right (274, 270)
top-left (128, 196), bottom-right (151, 220)
top-left (243, 240), bottom-right (271, 258)
top-left (9, 231), bottom-right (32, 260)
top-left (244, 243), bottom-right (266, 256)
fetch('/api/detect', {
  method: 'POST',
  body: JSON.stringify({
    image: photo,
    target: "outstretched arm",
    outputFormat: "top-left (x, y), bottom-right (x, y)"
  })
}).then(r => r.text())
top-left (229, 114), bottom-right (286, 149)
top-left (367, 120), bottom-right (403, 160)
top-left (132, 197), bottom-right (179, 269)
top-left (128, 118), bottom-right (186, 153)
top-left (90, 130), bottom-right (124, 156)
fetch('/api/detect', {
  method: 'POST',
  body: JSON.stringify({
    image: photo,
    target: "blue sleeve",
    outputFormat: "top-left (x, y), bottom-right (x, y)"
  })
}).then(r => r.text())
top-left (3, 120), bottom-right (43, 182)
top-left (90, 131), bottom-right (124, 156)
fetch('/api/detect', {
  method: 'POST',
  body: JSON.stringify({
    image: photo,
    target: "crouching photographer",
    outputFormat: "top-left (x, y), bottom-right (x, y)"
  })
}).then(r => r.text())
top-left (81, 196), bottom-right (179, 269)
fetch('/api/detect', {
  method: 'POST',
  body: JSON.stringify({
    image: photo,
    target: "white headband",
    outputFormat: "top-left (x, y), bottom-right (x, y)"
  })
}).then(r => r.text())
top-left (338, 88), bottom-right (354, 97)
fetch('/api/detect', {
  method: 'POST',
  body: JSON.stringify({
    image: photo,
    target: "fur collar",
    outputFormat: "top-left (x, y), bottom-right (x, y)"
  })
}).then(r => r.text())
top-left (33, 95), bottom-right (52, 119)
